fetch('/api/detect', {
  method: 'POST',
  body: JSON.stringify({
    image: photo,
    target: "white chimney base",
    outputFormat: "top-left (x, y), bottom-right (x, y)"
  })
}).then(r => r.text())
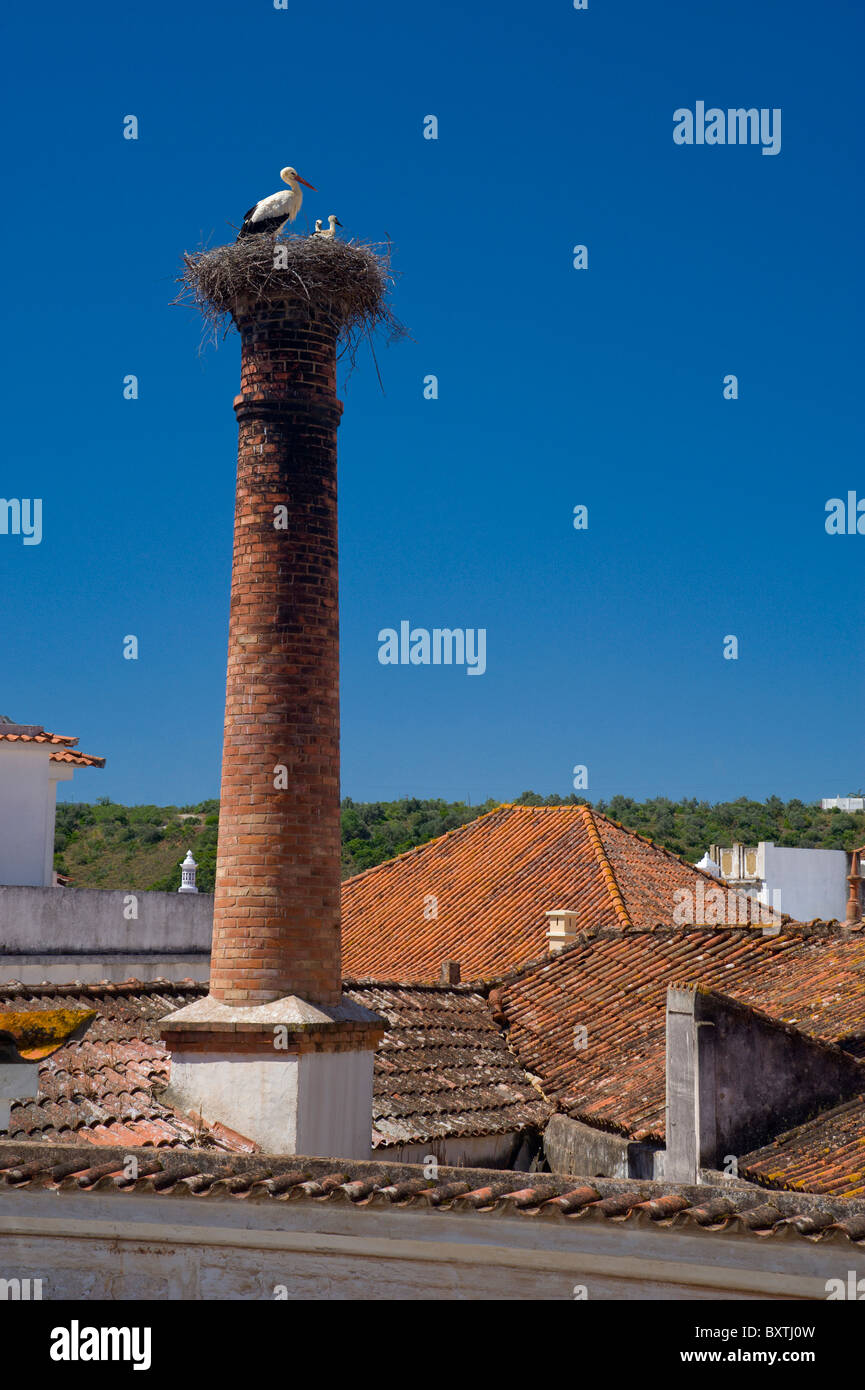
top-left (0, 1059), bottom-right (39, 1131)
top-left (166, 1047), bottom-right (375, 1158)
top-left (159, 992), bottom-right (384, 1159)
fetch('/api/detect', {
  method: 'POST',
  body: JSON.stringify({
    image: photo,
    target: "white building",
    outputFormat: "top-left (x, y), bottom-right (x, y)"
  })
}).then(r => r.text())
top-left (708, 841), bottom-right (849, 923)
top-left (0, 716), bottom-right (104, 887)
top-left (821, 796), bottom-right (865, 812)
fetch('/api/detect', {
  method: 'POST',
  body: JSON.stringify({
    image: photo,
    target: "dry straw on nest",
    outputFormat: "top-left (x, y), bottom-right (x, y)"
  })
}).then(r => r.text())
top-left (174, 233), bottom-right (406, 368)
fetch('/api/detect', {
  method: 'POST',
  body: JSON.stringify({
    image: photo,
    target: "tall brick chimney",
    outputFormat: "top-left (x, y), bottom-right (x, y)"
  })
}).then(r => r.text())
top-left (212, 295), bottom-right (344, 1007)
top-left (161, 249), bottom-right (385, 1157)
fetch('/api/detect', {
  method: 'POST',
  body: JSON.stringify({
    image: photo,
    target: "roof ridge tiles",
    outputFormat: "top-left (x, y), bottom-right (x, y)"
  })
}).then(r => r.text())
top-left (0, 980), bottom-right (207, 1000)
top-left (581, 805), bottom-right (633, 930)
top-left (3, 1142), bottom-right (865, 1243)
top-left (589, 806), bottom-right (787, 901)
top-left (345, 977), bottom-right (485, 994)
top-left (477, 920), bottom-right (822, 994)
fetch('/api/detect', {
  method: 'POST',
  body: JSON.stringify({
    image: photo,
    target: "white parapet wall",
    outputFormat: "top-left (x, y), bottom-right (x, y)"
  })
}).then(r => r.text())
top-left (2, 1171), bottom-right (862, 1300)
top-left (757, 843), bottom-right (848, 922)
top-left (712, 841), bottom-right (849, 923)
top-left (0, 885), bottom-right (213, 982)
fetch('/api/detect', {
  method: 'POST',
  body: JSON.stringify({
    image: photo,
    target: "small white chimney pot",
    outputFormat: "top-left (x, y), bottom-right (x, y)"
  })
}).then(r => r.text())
top-left (178, 850), bottom-right (199, 893)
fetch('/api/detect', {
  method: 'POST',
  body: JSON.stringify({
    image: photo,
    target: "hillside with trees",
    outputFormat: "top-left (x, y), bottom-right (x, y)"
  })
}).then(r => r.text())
top-left (54, 793), bottom-right (865, 892)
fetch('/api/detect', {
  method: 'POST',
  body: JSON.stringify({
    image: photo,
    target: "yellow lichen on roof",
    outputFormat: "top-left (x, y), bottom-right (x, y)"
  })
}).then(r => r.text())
top-left (0, 1008), bottom-right (96, 1060)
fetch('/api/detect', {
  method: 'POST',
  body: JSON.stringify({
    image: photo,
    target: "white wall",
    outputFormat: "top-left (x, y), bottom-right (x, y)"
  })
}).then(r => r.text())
top-left (0, 884), bottom-right (214, 982)
top-left (0, 745), bottom-right (58, 887)
top-left (297, 1050), bottom-right (375, 1159)
top-left (0, 884), bottom-right (214, 952)
top-left (757, 842), bottom-right (848, 922)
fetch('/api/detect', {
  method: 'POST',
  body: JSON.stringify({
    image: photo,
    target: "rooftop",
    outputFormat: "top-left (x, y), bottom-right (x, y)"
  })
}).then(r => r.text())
top-left (0, 720), bottom-right (105, 768)
top-left (742, 1094), bottom-right (865, 1198)
top-left (341, 804), bottom-right (786, 983)
top-left (497, 921), bottom-right (865, 1143)
top-left (0, 981), bottom-right (252, 1152)
top-left (0, 979), bottom-right (549, 1154)
top-left (346, 979), bottom-right (550, 1147)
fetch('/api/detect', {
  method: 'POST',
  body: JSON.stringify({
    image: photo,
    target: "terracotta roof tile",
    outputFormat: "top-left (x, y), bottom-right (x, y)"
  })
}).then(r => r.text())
top-left (1, 978), bottom-right (550, 1152)
top-left (341, 805), bottom-right (777, 983)
top-left (741, 1094), bottom-right (865, 1198)
top-left (498, 923), bottom-right (865, 1142)
top-left (0, 981), bottom-right (245, 1152)
top-left (345, 980), bottom-right (548, 1148)
top-left (49, 748), bottom-right (105, 768)
top-left (0, 728), bottom-right (105, 768)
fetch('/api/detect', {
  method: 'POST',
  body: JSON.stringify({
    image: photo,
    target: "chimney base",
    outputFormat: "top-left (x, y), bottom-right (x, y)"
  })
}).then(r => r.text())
top-left (0, 1059), bottom-right (39, 1130)
top-left (159, 993), bottom-right (384, 1159)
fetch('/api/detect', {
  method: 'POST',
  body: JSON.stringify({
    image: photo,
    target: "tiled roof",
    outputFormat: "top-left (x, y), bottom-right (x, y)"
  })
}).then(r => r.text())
top-left (345, 979), bottom-right (550, 1147)
top-left (0, 728), bottom-right (105, 768)
top-left (341, 804), bottom-right (773, 983)
top-left (3, 1140), bottom-right (865, 1247)
top-left (0, 978), bottom-right (549, 1152)
top-left (0, 981), bottom-right (252, 1152)
top-left (741, 1095), bottom-right (865, 1198)
top-left (497, 923), bottom-right (865, 1142)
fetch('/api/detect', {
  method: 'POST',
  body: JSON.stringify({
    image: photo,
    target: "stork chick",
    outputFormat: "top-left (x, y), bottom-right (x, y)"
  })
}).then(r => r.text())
top-left (314, 214), bottom-right (343, 240)
top-left (237, 167), bottom-right (317, 240)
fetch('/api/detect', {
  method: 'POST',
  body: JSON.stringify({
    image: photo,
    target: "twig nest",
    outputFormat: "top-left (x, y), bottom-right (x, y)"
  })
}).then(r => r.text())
top-left (175, 234), bottom-right (405, 359)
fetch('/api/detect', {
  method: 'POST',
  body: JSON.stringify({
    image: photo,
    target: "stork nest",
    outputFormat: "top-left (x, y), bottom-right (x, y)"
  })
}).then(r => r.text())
top-left (174, 233), bottom-right (406, 367)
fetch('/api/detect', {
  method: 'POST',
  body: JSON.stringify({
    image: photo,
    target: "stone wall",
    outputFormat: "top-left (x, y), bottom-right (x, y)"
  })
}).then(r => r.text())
top-left (0, 885), bottom-right (212, 982)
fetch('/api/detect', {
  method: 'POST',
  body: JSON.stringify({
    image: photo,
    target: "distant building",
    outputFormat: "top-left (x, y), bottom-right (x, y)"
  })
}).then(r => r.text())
top-left (821, 795), bottom-right (865, 812)
top-left (709, 840), bottom-right (848, 923)
top-left (0, 716), bottom-right (104, 887)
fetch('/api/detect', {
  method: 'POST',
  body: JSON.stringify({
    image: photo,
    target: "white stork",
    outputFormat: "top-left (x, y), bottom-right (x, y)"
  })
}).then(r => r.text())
top-left (236, 166), bottom-right (316, 240)
top-left (314, 214), bottom-right (343, 240)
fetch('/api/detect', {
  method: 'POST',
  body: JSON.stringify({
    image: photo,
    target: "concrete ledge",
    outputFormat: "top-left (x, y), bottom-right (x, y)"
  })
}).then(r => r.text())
top-left (0, 954), bottom-right (210, 985)
top-left (158, 992), bottom-right (384, 1034)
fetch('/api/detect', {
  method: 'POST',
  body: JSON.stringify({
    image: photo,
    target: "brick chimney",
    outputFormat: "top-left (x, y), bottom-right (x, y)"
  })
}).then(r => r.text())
top-left (160, 262), bottom-right (384, 1158)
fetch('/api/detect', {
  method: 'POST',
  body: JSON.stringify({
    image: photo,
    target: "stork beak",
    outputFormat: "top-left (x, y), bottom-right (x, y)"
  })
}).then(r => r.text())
top-left (335, 218), bottom-right (343, 226)
top-left (296, 176), bottom-right (316, 190)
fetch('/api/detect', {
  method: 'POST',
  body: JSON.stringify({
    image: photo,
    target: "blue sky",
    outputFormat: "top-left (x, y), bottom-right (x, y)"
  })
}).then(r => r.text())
top-left (1, 0), bottom-right (862, 807)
